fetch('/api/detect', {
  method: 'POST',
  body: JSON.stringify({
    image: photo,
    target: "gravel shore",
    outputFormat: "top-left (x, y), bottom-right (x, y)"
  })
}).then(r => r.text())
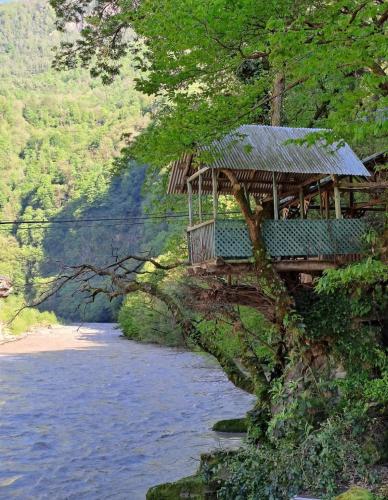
top-left (0, 324), bottom-right (112, 355)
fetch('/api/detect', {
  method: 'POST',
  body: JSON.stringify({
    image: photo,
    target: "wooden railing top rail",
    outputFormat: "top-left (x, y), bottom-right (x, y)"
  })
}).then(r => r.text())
top-left (187, 219), bottom-right (216, 232)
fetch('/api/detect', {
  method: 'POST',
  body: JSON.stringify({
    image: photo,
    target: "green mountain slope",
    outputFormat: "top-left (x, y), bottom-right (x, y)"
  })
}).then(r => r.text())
top-left (0, 0), bottom-right (151, 323)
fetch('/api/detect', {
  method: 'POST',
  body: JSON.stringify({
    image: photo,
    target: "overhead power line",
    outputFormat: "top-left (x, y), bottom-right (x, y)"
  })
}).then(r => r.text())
top-left (0, 211), bottom-right (239, 227)
top-left (0, 220), bottom-right (183, 233)
top-left (0, 212), bottom-right (188, 225)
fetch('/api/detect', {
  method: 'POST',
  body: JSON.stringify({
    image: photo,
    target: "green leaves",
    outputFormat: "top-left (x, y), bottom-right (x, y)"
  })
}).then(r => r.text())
top-left (317, 258), bottom-right (388, 295)
top-left (218, 414), bottom-right (375, 500)
top-left (51, 0), bottom-right (387, 163)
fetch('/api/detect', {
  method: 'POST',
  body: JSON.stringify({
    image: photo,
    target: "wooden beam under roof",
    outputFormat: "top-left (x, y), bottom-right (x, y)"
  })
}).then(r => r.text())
top-left (338, 180), bottom-right (388, 191)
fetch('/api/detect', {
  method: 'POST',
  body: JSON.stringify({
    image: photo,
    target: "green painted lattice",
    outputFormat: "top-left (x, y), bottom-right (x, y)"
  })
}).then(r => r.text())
top-left (263, 219), bottom-right (366, 257)
top-left (208, 219), bottom-right (366, 261)
top-left (214, 220), bottom-right (251, 259)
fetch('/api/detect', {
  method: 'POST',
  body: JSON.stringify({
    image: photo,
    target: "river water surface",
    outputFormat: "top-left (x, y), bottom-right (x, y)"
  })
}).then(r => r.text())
top-left (0, 324), bottom-right (254, 499)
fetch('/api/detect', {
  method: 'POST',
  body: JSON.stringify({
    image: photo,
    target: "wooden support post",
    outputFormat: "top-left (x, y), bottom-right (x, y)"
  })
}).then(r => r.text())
top-left (317, 181), bottom-right (323, 219)
top-left (187, 181), bottom-right (193, 226)
top-left (324, 191), bottom-right (329, 219)
top-left (272, 172), bottom-right (279, 220)
top-left (198, 173), bottom-right (202, 222)
top-left (334, 186), bottom-right (342, 219)
top-left (332, 175), bottom-right (342, 219)
top-left (349, 176), bottom-right (354, 214)
top-left (299, 186), bottom-right (305, 219)
top-left (212, 168), bottom-right (218, 220)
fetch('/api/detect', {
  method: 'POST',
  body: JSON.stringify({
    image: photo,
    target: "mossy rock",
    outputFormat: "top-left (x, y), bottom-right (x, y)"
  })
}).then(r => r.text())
top-left (335, 486), bottom-right (374, 500)
top-left (212, 418), bottom-right (248, 433)
top-left (146, 474), bottom-right (206, 500)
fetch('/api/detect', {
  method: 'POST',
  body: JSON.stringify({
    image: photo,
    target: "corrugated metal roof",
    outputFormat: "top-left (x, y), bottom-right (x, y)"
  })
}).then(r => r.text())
top-left (201, 125), bottom-right (370, 176)
top-left (167, 125), bottom-right (370, 195)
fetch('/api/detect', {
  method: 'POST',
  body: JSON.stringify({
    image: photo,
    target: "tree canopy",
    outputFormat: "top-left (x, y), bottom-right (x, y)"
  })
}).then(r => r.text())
top-left (51, 0), bottom-right (387, 167)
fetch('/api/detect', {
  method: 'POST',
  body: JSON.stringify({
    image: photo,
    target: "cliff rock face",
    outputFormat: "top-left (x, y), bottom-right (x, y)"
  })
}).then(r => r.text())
top-left (0, 276), bottom-right (12, 298)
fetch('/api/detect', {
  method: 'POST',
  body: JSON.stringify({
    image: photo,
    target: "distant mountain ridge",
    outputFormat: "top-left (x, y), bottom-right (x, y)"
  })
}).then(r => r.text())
top-left (0, 0), bottom-right (152, 322)
top-left (0, 0), bottom-right (63, 77)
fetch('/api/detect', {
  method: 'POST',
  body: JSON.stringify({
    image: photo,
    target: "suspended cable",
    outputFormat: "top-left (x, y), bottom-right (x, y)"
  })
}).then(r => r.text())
top-left (0, 210), bottom-right (239, 226)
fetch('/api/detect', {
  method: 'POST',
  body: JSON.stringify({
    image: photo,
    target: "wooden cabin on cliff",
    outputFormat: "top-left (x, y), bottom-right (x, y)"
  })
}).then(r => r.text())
top-left (167, 125), bottom-right (385, 275)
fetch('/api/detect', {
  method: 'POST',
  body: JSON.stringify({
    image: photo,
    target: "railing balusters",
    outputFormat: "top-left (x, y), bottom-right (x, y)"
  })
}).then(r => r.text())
top-left (187, 219), bottom-right (367, 264)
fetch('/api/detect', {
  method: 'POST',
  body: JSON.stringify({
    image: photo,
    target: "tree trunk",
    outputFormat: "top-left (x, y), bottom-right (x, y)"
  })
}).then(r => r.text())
top-left (197, 337), bottom-right (256, 394)
top-left (270, 72), bottom-right (285, 127)
top-left (221, 168), bottom-right (294, 327)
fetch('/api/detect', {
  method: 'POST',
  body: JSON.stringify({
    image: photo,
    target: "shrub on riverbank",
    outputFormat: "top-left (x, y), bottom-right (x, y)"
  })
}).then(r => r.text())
top-left (217, 414), bottom-right (384, 500)
top-left (118, 250), bottom-right (188, 346)
top-left (0, 295), bottom-right (57, 335)
top-left (212, 418), bottom-right (248, 433)
top-left (118, 292), bottom-right (185, 346)
top-left (0, 233), bottom-right (57, 336)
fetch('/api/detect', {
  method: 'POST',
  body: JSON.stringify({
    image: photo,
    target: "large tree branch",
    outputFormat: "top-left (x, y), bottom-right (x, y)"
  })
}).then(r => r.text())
top-left (102, 254), bottom-right (186, 271)
top-left (233, 77), bottom-right (308, 124)
top-left (22, 256), bottom-right (257, 394)
top-left (376, 7), bottom-right (388, 26)
top-left (349, 2), bottom-right (368, 24)
top-left (196, 335), bottom-right (256, 394)
top-left (221, 169), bottom-right (254, 223)
top-left (270, 72), bottom-right (285, 126)
top-left (188, 282), bottom-right (275, 322)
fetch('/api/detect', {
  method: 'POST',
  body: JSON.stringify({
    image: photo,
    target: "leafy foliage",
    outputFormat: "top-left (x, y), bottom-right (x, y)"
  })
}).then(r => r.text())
top-left (119, 292), bottom-right (185, 346)
top-left (218, 415), bottom-right (378, 500)
top-left (0, 295), bottom-right (56, 335)
top-left (50, 0), bottom-right (387, 171)
top-left (118, 248), bottom-right (188, 345)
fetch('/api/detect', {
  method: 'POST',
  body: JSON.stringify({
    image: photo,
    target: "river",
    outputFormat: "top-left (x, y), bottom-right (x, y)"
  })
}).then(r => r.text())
top-left (0, 324), bottom-right (255, 499)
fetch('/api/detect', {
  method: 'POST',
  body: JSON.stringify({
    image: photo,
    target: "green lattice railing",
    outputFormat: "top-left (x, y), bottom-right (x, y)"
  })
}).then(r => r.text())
top-left (187, 219), bottom-right (367, 264)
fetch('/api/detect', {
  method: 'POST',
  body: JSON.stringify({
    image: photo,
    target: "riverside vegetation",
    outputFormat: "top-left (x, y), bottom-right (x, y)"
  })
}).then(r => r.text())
top-left (1, 0), bottom-right (387, 499)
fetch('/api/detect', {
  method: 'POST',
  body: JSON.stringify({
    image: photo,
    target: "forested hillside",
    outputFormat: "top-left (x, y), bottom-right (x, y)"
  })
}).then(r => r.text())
top-left (0, 0), bottom-right (152, 324)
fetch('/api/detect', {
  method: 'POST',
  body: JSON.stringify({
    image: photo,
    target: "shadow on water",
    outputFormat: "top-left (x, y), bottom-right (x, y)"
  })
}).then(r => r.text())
top-left (0, 324), bottom-right (255, 500)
